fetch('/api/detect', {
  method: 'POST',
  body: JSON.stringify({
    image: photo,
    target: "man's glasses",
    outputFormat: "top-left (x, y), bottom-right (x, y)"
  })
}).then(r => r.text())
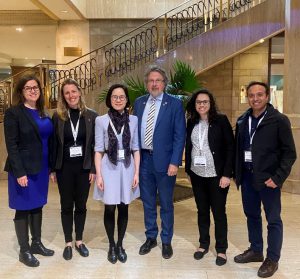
top-left (196, 100), bottom-right (210, 105)
top-left (111, 95), bottom-right (126, 101)
top-left (147, 79), bottom-right (164, 84)
top-left (23, 86), bottom-right (40, 92)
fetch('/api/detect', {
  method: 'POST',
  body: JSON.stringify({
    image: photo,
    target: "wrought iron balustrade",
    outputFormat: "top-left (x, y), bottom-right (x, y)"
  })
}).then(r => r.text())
top-left (0, 0), bottom-right (263, 121)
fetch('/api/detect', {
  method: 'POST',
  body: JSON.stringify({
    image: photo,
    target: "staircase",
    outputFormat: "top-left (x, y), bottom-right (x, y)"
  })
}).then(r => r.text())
top-left (0, 0), bottom-right (285, 117)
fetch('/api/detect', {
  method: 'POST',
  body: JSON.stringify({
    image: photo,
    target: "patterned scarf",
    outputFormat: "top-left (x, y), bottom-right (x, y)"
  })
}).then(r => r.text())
top-left (107, 109), bottom-right (131, 167)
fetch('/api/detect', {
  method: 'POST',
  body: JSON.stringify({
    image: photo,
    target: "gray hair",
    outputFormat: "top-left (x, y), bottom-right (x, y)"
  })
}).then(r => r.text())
top-left (144, 65), bottom-right (169, 87)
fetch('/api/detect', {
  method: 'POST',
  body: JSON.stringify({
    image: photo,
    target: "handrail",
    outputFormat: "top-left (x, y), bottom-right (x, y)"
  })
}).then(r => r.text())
top-left (0, 0), bottom-right (201, 86)
top-left (0, 0), bottom-right (261, 120)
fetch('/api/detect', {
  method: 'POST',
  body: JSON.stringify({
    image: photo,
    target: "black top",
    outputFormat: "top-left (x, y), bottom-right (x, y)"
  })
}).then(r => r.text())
top-left (185, 113), bottom-right (234, 178)
top-left (63, 108), bottom-right (86, 162)
top-left (242, 110), bottom-right (266, 171)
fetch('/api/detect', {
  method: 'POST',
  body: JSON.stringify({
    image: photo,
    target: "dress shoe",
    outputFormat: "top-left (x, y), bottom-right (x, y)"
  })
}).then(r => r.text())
top-left (234, 248), bottom-right (264, 263)
top-left (193, 249), bottom-right (208, 260)
top-left (162, 243), bottom-right (173, 259)
top-left (19, 251), bottom-right (40, 267)
top-left (257, 258), bottom-right (278, 278)
top-left (139, 239), bottom-right (157, 255)
top-left (75, 244), bottom-right (89, 257)
top-left (216, 255), bottom-right (227, 266)
top-left (63, 246), bottom-right (72, 261)
top-left (31, 241), bottom-right (54, 256)
top-left (107, 246), bottom-right (117, 264)
top-left (117, 246), bottom-right (127, 263)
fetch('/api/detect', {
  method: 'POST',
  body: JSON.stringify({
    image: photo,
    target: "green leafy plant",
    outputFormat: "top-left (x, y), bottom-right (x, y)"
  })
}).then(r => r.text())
top-left (97, 60), bottom-right (201, 108)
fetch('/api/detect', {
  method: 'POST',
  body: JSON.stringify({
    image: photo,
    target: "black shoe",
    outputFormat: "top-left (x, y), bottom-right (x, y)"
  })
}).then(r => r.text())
top-left (139, 239), bottom-right (157, 255)
top-left (63, 246), bottom-right (72, 261)
top-left (117, 246), bottom-right (127, 263)
top-left (234, 248), bottom-right (264, 263)
top-left (216, 255), bottom-right (227, 266)
top-left (162, 243), bottom-right (173, 259)
top-left (31, 241), bottom-right (54, 256)
top-left (108, 246), bottom-right (117, 264)
top-left (194, 249), bottom-right (208, 260)
top-left (257, 258), bottom-right (278, 278)
top-left (75, 244), bottom-right (89, 257)
top-left (19, 251), bottom-right (40, 267)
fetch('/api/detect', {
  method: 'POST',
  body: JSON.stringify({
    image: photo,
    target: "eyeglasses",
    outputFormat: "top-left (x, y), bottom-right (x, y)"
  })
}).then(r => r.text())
top-left (111, 95), bottom-right (126, 101)
top-left (23, 86), bottom-right (39, 92)
top-left (196, 100), bottom-right (210, 105)
top-left (147, 79), bottom-right (164, 84)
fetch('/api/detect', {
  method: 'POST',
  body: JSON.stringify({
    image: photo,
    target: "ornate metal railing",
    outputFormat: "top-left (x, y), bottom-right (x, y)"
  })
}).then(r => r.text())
top-left (0, 0), bottom-right (262, 120)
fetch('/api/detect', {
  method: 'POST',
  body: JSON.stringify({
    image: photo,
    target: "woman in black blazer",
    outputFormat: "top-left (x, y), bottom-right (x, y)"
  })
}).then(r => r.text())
top-left (185, 89), bottom-right (234, 266)
top-left (50, 78), bottom-right (98, 261)
top-left (4, 75), bottom-right (54, 267)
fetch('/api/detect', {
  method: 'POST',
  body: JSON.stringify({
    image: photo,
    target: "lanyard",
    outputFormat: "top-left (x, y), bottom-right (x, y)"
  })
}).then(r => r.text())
top-left (109, 119), bottom-right (124, 139)
top-left (68, 110), bottom-right (81, 145)
top-left (248, 111), bottom-right (267, 145)
top-left (198, 121), bottom-right (208, 151)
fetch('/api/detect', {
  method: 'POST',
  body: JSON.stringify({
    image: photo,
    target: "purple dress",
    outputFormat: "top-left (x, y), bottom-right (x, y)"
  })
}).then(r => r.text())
top-left (8, 108), bottom-right (53, 210)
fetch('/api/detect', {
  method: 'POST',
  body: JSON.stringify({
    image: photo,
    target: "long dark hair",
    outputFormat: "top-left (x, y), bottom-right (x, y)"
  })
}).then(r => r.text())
top-left (186, 89), bottom-right (219, 124)
top-left (15, 75), bottom-right (45, 117)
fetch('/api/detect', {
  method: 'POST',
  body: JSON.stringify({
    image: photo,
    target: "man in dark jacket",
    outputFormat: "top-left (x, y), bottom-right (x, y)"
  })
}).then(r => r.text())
top-left (233, 81), bottom-right (296, 278)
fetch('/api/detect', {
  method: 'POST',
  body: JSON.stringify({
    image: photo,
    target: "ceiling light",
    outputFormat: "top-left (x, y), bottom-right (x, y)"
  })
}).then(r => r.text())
top-left (61, 10), bottom-right (68, 13)
top-left (259, 39), bottom-right (265, 43)
top-left (16, 27), bottom-right (23, 32)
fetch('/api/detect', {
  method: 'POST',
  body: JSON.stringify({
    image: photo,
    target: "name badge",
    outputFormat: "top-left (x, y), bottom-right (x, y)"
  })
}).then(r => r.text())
top-left (69, 145), bottom-right (83, 157)
top-left (244, 150), bottom-right (252, 162)
top-left (194, 155), bottom-right (207, 166)
top-left (118, 149), bottom-right (125, 160)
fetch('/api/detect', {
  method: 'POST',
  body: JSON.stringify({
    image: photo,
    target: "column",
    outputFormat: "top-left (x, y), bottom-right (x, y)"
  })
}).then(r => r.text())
top-left (283, 0), bottom-right (300, 193)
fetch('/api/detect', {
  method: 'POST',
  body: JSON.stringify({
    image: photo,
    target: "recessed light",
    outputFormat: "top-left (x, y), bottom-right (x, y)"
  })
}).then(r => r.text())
top-left (16, 27), bottom-right (23, 32)
top-left (259, 39), bottom-right (265, 43)
top-left (61, 10), bottom-right (68, 13)
top-left (25, 57), bottom-right (28, 60)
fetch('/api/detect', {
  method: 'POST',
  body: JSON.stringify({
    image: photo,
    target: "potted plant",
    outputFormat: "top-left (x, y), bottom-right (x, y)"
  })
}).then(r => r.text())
top-left (97, 60), bottom-right (201, 108)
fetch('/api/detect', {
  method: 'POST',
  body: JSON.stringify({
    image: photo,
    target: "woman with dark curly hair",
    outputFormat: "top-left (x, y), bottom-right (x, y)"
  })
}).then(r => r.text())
top-left (4, 75), bottom-right (54, 267)
top-left (185, 89), bottom-right (234, 266)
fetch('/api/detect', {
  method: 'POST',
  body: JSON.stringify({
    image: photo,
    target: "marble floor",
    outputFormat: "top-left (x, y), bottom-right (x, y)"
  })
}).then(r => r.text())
top-left (0, 179), bottom-right (300, 279)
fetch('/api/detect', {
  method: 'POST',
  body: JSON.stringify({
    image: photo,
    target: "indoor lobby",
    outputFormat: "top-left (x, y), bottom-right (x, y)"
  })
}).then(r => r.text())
top-left (0, 0), bottom-right (299, 278)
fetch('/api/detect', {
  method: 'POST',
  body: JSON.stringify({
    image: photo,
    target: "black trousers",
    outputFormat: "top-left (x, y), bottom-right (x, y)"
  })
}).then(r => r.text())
top-left (190, 172), bottom-right (229, 254)
top-left (56, 160), bottom-right (90, 243)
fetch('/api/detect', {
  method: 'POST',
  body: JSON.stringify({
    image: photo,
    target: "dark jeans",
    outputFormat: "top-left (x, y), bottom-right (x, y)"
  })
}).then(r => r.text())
top-left (190, 172), bottom-right (228, 254)
top-left (241, 170), bottom-right (282, 262)
top-left (56, 160), bottom-right (90, 243)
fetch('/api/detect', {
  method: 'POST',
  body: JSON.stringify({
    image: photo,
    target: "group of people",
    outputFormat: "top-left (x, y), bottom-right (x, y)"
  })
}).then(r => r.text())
top-left (3, 65), bottom-right (296, 278)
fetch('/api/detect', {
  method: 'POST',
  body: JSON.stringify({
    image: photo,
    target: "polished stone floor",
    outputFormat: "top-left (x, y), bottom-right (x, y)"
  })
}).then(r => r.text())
top-left (0, 179), bottom-right (300, 279)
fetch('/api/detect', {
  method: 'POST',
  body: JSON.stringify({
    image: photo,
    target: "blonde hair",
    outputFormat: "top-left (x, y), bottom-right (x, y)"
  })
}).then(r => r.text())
top-left (57, 78), bottom-right (87, 121)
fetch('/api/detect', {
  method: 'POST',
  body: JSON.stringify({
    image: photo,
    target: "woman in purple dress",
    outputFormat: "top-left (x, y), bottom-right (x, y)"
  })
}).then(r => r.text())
top-left (4, 76), bottom-right (54, 267)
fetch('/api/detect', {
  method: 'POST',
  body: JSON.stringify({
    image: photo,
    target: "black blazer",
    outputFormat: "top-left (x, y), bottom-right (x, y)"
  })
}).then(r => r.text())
top-left (51, 108), bottom-right (98, 173)
top-left (185, 114), bottom-right (234, 178)
top-left (4, 104), bottom-right (51, 178)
